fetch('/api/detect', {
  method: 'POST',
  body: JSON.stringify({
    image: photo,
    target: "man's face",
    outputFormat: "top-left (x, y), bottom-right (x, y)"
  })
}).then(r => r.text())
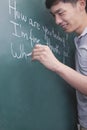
top-left (50, 1), bottom-right (83, 33)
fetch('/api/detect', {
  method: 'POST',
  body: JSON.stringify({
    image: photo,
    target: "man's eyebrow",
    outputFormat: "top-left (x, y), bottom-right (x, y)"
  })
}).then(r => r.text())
top-left (50, 8), bottom-right (64, 15)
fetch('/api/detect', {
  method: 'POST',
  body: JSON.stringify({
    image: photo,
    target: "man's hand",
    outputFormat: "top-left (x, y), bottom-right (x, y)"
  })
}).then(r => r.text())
top-left (32, 44), bottom-right (59, 71)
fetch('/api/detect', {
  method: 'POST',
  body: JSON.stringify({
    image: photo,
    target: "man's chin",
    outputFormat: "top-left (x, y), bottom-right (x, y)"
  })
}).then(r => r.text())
top-left (63, 28), bottom-right (73, 33)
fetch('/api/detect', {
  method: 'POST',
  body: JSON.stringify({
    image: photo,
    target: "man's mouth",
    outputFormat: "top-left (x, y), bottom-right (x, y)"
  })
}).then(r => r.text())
top-left (61, 23), bottom-right (68, 29)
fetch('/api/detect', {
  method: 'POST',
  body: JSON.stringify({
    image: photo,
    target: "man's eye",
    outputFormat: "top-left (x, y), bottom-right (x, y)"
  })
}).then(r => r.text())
top-left (58, 12), bottom-right (65, 16)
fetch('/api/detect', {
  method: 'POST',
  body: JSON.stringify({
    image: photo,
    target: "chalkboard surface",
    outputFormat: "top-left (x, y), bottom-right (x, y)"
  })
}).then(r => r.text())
top-left (0, 0), bottom-right (78, 130)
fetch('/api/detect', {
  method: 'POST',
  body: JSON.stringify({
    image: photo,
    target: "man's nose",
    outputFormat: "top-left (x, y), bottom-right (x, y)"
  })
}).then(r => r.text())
top-left (55, 15), bottom-right (62, 25)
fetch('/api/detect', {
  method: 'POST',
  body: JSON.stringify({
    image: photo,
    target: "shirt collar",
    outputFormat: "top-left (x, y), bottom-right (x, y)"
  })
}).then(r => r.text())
top-left (78, 27), bottom-right (87, 39)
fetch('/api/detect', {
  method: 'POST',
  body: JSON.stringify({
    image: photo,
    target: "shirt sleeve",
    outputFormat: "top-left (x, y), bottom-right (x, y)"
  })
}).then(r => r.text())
top-left (79, 47), bottom-right (87, 75)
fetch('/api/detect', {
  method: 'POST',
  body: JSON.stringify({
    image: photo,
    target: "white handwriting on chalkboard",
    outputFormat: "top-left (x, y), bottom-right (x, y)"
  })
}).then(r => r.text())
top-left (9, 0), bottom-right (27, 22)
top-left (10, 20), bottom-right (40, 47)
top-left (11, 43), bottom-right (32, 59)
top-left (10, 20), bottom-right (21, 38)
top-left (9, 0), bottom-right (70, 63)
top-left (42, 26), bottom-right (65, 43)
top-left (29, 18), bottom-right (40, 30)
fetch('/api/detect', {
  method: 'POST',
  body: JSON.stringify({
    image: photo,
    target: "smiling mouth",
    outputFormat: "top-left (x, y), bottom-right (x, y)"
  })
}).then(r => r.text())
top-left (61, 24), bottom-right (68, 29)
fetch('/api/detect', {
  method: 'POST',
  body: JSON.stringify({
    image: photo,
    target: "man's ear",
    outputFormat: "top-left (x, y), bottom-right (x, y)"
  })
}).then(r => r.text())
top-left (79, 0), bottom-right (86, 11)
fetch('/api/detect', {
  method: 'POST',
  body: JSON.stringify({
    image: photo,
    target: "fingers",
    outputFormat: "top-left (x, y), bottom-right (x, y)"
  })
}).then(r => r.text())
top-left (33, 44), bottom-right (44, 53)
top-left (31, 44), bottom-right (59, 71)
top-left (33, 44), bottom-right (48, 51)
top-left (32, 44), bottom-right (49, 61)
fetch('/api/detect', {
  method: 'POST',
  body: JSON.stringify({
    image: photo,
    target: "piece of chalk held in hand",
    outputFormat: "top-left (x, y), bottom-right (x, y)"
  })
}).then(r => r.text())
top-left (27, 44), bottom-right (41, 57)
top-left (27, 52), bottom-right (32, 56)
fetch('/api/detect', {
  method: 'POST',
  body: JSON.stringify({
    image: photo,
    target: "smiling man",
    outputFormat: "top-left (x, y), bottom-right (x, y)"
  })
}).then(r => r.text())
top-left (32, 0), bottom-right (87, 130)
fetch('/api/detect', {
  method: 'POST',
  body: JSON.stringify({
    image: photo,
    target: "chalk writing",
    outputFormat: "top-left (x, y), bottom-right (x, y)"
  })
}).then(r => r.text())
top-left (10, 20), bottom-right (40, 47)
top-left (11, 43), bottom-right (32, 59)
top-left (42, 26), bottom-right (65, 43)
top-left (10, 20), bottom-right (21, 38)
top-left (9, 0), bottom-right (70, 63)
top-left (29, 18), bottom-right (40, 30)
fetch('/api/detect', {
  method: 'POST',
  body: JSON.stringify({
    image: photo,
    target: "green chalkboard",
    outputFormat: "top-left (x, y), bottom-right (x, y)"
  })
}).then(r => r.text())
top-left (0, 0), bottom-right (78, 130)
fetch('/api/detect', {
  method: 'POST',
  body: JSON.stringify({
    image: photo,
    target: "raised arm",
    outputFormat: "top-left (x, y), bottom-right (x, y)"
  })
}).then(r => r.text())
top-left (32, 44), bottom-right (87, 95)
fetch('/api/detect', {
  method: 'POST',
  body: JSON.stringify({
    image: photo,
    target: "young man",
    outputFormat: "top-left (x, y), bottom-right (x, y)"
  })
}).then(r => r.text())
top-left (32, 0), bottom-right (87, 129)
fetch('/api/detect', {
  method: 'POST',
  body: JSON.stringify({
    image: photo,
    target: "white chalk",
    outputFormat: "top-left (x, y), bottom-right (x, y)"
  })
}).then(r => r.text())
top-left (27, 52), bottom-right (32, 56)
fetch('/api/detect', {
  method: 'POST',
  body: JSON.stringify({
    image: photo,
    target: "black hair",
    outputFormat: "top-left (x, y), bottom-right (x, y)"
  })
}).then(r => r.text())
top-left (45, 0), bottom-right (87, 12)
